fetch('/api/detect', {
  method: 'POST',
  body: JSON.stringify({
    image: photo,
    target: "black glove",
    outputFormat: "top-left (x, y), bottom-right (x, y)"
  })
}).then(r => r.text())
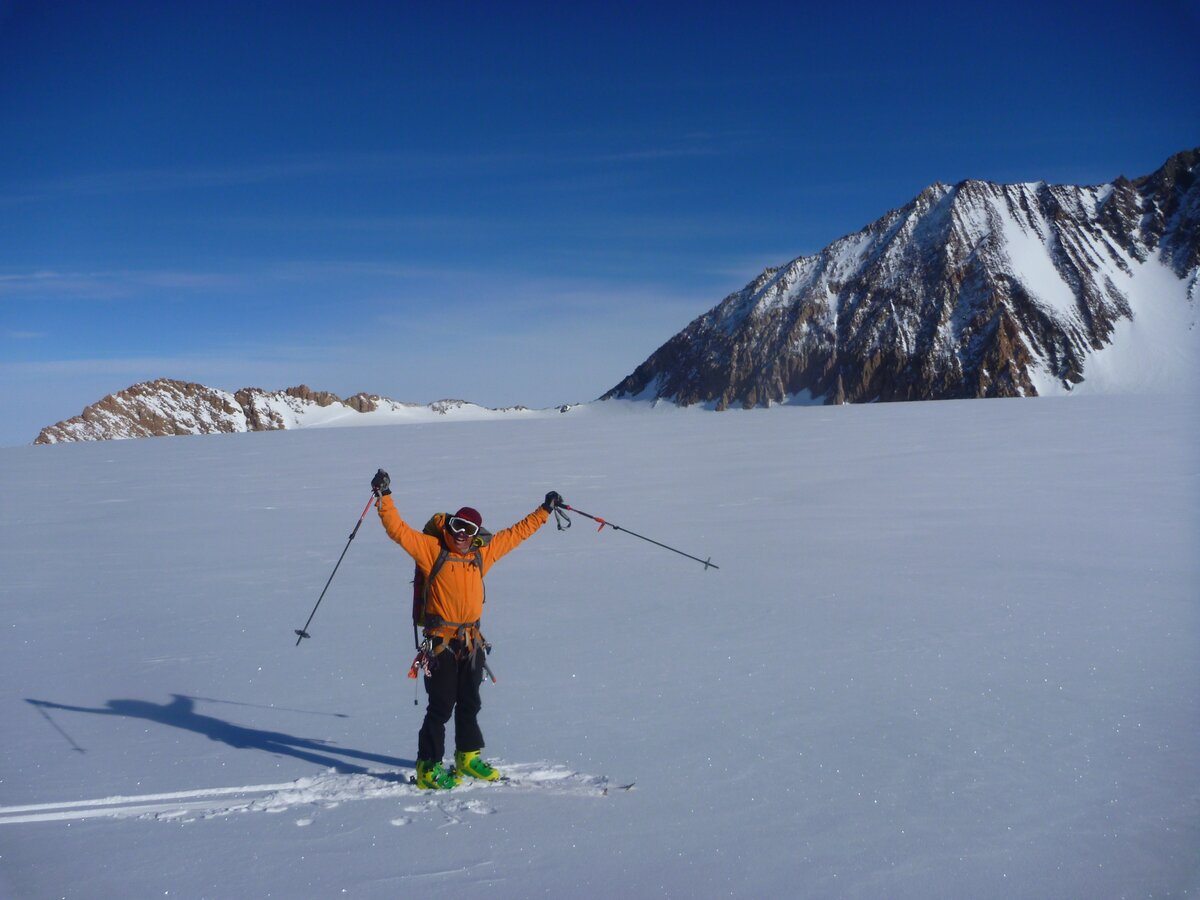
top-left (542, 491), bottom-right (563, 512)
top-left (371, 469), bottom-right (391, 497)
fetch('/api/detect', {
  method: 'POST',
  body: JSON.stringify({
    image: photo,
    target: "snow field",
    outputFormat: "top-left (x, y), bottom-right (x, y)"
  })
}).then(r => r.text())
top-left (0, 396), bottom-right (1197, 898)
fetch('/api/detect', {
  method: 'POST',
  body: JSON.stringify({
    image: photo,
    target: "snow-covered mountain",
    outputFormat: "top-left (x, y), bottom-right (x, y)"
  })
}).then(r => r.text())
top-left (34, 151), bottom-right (1199, 445)
top-left (33, 379), bottom-right (572, 444)
top-left (604, 148), bottom-right (1200, 408)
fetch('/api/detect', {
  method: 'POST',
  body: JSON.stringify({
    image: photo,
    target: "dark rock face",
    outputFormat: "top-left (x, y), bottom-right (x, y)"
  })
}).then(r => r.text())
top-left (604, 149), bottom-right (1199, 408)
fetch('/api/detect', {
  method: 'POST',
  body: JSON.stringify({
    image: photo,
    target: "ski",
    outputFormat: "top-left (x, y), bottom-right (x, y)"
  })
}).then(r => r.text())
top-left (400, 764), bottom-right (627, 796)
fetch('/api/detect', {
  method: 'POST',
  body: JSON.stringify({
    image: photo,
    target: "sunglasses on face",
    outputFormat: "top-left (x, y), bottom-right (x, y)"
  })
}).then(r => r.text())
top-left (446, 516), bottom-right (480, 538)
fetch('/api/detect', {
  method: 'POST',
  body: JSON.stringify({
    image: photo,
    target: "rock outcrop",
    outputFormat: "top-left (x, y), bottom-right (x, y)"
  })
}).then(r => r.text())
top-left (34, 380), bottom-right (564, 444)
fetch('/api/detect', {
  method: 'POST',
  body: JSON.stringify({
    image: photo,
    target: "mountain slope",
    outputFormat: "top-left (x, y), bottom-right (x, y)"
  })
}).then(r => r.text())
top-left (604, 148), bottom-right (1200, 408)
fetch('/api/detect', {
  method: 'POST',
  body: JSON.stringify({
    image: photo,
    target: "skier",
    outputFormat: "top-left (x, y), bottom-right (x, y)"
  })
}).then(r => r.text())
top-left (370, 469), bottom-right (563, 790)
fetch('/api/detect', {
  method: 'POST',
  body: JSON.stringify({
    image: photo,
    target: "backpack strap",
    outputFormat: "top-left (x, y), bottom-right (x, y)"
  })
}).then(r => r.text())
top-left (419, 547), bottom-right (492, 679)
top-left (417, 548), bottom-right (448, 630)
top-left (419, 547), bottom-right (485, 627)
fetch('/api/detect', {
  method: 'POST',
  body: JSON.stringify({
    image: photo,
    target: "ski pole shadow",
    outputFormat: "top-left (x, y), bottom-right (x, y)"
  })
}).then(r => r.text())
top-left (25, 695), bottom-right (414, 775)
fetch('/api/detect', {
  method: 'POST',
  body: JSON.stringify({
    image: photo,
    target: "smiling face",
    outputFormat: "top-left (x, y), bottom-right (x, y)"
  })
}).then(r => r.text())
top-left (443, 523), bottom-right (474, 554)
top-left (443, 510), bottom-right (481, 554)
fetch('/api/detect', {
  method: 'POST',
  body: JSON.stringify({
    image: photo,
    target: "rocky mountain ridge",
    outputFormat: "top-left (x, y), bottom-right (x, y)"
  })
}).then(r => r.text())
top-left (32, 150), bottom-right (1199, 444)
top-left (603, 148), bottom-right (1199, 408)
top-left (33, 380), bottom-right (563, 444)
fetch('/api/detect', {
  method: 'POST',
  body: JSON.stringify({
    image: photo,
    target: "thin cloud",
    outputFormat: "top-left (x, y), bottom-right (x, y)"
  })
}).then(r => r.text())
top-left (0, 159), bottom-right (337, 204)
top-left (590, 145), bottom-right (726, 163)
top-left (0, 356), bottom-right (236, 378)
top-left (0, 269), bottom-right (248, 299)
top-left (213, 211), bottom-right (493, 236)
top-left (0, 149), bottom-right (565, 206)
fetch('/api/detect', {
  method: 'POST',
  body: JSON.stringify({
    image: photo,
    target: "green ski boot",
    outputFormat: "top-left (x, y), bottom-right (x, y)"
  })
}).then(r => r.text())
top-left (415, 759), bottom-right (461, 790)
top-left (454, 750), bottom-right (501, 782)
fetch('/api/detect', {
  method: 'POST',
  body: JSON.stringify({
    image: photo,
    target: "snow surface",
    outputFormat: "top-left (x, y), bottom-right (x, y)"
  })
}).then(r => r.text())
top-left (995, 193), bottom-right (1083, 322)
top-left (1058, 257), bottom-right (1199, 396)
top-left (251, 395), bottom-right (549, 430)
top-left (1, 396), bottom-right (1198, 898)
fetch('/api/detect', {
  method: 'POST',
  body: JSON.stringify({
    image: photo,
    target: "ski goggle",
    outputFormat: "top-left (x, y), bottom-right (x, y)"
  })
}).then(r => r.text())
top-left (446, 516), bottom-right (480, 537)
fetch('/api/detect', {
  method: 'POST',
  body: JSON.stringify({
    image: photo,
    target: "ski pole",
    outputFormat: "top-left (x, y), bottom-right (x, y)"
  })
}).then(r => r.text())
top-left (294, 493), bottom-right (377, 645)
top-left (556, 504), bottom-right (719, 570)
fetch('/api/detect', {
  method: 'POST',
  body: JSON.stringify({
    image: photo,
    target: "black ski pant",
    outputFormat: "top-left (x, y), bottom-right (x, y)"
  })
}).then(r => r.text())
top-left (417, 646), bottom-right (485, 763)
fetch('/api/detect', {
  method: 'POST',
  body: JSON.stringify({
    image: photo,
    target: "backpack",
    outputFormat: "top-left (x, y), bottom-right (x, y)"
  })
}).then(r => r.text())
top-left (411, 512), bottom-right (493, 630)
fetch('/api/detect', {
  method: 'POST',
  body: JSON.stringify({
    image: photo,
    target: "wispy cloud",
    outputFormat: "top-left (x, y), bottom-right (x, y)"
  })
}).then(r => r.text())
top-left (0, 269), bottom-right (249, 299)
top-left (0, 266), bottom-right (716, 447)
top-left (0, 135), bottom-right (748, 207)
top-left (213, 211), bottom-right (493, 236)
top-left (0, 159), bottom-right (339, 205)
top-left (371, 271), bottom-right (711, 332)
top-left (0, 148), bottom-right (569, 206)
top-left (0, 356), bottom-right (221, 378)
top-left (590, 145), bottom-right (726, 163)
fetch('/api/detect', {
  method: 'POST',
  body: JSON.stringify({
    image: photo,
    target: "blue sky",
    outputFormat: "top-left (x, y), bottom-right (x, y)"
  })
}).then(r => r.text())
top-left (1, 0), bottom-right (1197, 446)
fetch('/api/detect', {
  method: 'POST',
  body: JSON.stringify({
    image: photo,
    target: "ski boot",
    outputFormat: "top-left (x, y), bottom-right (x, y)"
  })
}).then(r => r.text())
top-left (415, 759), bottom-right (461, 790)
top-left (454, 749), bottom-right (501, 782)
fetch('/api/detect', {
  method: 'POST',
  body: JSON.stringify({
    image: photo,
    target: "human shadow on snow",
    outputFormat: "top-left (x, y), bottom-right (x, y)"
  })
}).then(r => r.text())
top-left (26, 694), bottom-right (414, 776)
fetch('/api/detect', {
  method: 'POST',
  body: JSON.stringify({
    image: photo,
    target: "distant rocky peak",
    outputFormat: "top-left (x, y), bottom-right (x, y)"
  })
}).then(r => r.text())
top-left (604, 147), bottom-right (1199, 410)
top-left (34, 381), bottom-right (557, 444)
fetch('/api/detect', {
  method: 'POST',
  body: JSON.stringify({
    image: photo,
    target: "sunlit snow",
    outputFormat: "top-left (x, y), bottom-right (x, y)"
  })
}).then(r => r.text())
top-left (2, 395), bottom-right (1196, 898)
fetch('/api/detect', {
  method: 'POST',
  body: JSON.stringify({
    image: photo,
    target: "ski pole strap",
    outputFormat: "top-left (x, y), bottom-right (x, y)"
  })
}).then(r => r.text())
top-left (552, 506), bottom-right (571, 530)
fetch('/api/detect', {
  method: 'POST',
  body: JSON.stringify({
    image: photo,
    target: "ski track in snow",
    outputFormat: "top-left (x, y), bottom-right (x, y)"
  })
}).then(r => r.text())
top-left (0, 763), bottom-right (614, 826)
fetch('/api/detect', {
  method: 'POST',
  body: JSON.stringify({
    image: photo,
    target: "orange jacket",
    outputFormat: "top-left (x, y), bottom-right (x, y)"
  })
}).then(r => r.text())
top-left (377, 494), bottom-right (549, 631)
